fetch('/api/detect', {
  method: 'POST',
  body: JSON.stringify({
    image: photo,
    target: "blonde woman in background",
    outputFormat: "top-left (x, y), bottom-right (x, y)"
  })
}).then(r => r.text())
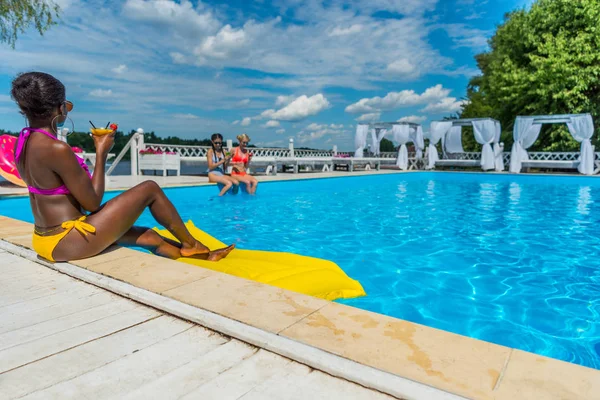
top-left (231, 133), bottom-right (259, 194)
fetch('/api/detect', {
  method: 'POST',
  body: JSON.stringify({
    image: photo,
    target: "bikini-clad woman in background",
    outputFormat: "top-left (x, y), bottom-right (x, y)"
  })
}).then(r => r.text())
top-left (206, 133), bottom-right (239, 196)
top-left (230, 133), bottom-right (259, 194)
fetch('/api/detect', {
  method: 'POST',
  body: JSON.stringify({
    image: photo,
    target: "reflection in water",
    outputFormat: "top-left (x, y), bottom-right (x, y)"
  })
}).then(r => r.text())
top-left (507, 182), bottom-right (522, 222)
top-left (396, 181), bottom-right (408, 201)
top-left (479, 183), bottom-right (498, 211)
top-left (426, 180), bottom-right (435, 198)
top-left (577, 186), bottom-right (592, 216)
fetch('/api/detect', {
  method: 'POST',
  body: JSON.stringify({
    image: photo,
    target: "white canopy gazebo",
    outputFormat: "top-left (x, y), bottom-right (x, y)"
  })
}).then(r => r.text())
top-left (354, 122), bottom-right (424, 170)
top-left (425, 118), bottom-right (504, 171)
top-left (509, 113), bottom-right (595, 175)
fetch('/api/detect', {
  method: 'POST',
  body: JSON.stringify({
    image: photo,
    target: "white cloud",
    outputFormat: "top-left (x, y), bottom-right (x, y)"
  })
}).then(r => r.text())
top-left (265, 94), bottom-right (330, 121)
top-left (153, 2), bottom-right (462, 90)
top-left (329, 24), bottom-right (363, 37)
top-left (276, 128), bottom-right (285, 134)
top-left (297, 125), bottom-right (350, 144)
top-left (306, 123), bottom-right (343, 131)
top-left (173, 113), bottom-right (199, 119)
top-left (353, 0), bottom-right (438, 15)
top-left (112, 64), bottom-right (128, 74)
top-left (386, 59), bottom-right (418, 78)
top-left (356, 113), bottom-right (381, 122)
top-left (345, 84), bottom-right (450, 114)
top-left (441, 24), bottom-right (490, 51)
top-left (89, 89), bottom-right (113, 98)
top-left (263, 120), bottom-right (281, 128)
top-left (0, 94), bottom-right (11, 103)
top-left (236, 99), bottom-right (251, 107)
top-left (240, 117), bottom-right (252, 126)
top-left (170, 52), bottom-right (187, 64)
top-left (421, 98), bottom-right (468, 114)
top-left (465, 12), bottom-right (485, 20)
top-left (398, 115), bottom-right (427, 124)
top-left (275, 95), bottom-right (296, 107)
top-left (122, 0), bottom-right (220, 38)
top-left (232, 120), bottom-right (240, 125)
top-left (306, 123), bottom-right (324, 131)
top-left (195, 24), bottom-right (247, 63)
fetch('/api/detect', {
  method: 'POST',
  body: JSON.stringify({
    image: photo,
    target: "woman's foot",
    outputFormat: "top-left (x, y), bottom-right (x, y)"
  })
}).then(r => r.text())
top-left (180, 241), bottom-right (210, 257)
top-left (207, 244), bottom-right (235, 261)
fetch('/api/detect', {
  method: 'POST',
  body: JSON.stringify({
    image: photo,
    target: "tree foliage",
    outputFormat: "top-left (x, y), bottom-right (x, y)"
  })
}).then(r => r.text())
top-left (380, 138), bottom-right (396, 152)
top-left (0, 0), bottom-right (60, 48)
top-left (460, 0), bottom-right (600, 152)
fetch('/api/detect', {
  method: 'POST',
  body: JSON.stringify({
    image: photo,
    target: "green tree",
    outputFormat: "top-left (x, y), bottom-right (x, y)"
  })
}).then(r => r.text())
top-left (1, 0), bottom-right (60, 48)
top-left (380, 138), bottom-right (396, 152)
top-left (460, 0), bottom-right (600, 152)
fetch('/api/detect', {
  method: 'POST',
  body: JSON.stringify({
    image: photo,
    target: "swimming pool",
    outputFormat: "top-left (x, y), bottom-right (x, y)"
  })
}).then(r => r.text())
top-left (2, 172), bottom-right (600, 369)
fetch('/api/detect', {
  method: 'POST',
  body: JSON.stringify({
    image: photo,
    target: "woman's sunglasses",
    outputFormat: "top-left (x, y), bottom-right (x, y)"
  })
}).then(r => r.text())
top-left (63, 100), bottom-right (74, 112)
top-left (213, 141), bottom-right (223, 145)
top-left (241, 141), bottom-right (249, 145)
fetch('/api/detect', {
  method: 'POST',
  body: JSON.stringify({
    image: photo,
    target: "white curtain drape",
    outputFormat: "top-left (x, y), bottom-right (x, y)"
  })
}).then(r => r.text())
top-left (509, 117), bottom-right (542, 173)
top-left (369, 128), bottom-right (378, 156)
top-left (410, 126), bottom-right (425, 159)
top-left (567, 114), bottom-right (595, 175)
top-left (472, 120), bottom-right (496, 171)
top-left (354, 124), bottom-right (369, 158)
top-left (493, 121), bottom-right (504, 171)
top-left (444, 126), bottom-right (464, 154)
top-left (426, 121), bottom-right (452, 169)
top-left (393, 124), bottom-right (411, 170)
top-left (375, 128), bottom-right (388, 156)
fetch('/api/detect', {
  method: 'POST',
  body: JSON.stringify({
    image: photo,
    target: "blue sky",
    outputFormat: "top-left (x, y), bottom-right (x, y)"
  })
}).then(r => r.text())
top-left (0, 0), bottom-right (530, 150)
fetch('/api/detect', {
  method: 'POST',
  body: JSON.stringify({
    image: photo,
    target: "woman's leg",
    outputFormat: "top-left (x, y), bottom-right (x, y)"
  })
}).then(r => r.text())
top-left (117, 226), bottom-right (182, 259)
top-left (248, 175), bottom-right (259, 194)
top-left (233, 174), bottom-right (253, 193)
top-left (226, 175), bottom-right (240, 194)
top-left (52, 181), bottom-right (234, 261)
top-left (209, 173), bottom-right (235, 196)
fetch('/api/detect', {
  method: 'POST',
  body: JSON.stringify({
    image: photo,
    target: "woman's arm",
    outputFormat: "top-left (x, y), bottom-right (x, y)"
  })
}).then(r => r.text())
top-left (51, 142), bottom-right (106, 212)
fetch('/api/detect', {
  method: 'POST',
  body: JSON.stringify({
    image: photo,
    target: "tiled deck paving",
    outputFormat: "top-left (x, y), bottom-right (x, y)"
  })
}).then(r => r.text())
top-left (1, 194), bottom-right (599, 399)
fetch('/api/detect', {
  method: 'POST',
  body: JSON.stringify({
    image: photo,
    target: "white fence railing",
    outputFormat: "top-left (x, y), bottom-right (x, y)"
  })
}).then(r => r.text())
top-left (143, 144), bottom-right (352, 159)
top-left (113, 133), bottom-right (600, 176)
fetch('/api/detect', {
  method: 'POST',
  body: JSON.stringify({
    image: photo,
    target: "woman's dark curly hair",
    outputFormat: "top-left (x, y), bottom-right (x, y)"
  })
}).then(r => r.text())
top-left (10, 72), bottom-right (66, 121)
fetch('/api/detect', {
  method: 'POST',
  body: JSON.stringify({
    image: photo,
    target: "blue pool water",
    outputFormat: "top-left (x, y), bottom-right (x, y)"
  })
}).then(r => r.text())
top-left (2, 172), bottom-right (600, 369)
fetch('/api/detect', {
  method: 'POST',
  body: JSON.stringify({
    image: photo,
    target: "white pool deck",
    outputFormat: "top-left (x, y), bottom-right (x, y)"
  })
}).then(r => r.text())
top-left (0, 250), bottom-right (394, 400)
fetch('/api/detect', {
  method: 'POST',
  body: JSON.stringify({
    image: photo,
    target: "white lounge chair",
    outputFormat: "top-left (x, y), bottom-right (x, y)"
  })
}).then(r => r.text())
top-left (332, 157), bottom-right (381, 172)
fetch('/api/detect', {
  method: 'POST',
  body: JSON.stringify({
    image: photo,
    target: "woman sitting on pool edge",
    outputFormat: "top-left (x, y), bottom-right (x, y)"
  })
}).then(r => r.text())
top-left (231, 133), bottom-right (258, 194)
top-left (207, 133), bottom-right (239, 196)
top-left (11, 71), bottom-right (234, 263)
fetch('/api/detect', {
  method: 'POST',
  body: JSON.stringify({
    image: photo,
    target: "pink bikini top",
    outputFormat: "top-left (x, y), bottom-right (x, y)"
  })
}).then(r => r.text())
top-left (15, 128), bottom-right (92, 196)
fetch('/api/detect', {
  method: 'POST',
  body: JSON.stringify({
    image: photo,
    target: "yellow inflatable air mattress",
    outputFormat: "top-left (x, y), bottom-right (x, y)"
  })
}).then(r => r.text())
top-left (154, 221), bottom-right (366, 301)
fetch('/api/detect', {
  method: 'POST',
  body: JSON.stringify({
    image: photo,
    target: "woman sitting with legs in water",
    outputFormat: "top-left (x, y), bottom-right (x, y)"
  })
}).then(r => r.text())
top-left (207, 133), bottom-right (239, 196)
top-left (11, 71), bottom-right (234, 262)
top-left (231, 133), bottom-right (259, 194)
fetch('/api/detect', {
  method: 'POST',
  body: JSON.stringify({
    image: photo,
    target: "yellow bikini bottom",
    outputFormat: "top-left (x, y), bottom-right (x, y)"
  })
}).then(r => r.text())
top-left (32, 216), bottom-right (96, 262)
